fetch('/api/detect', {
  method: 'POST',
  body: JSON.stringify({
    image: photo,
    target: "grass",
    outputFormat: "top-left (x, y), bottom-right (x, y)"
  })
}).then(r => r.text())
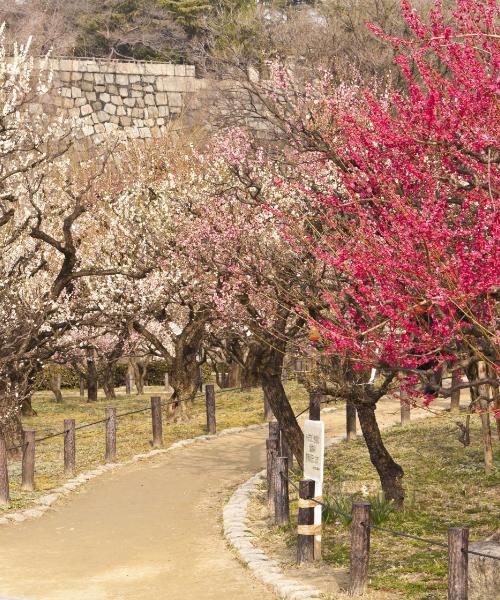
top-left (2, 380), bottom-right (309, 514)
top-left (284, 415), bottom-right (499, 599)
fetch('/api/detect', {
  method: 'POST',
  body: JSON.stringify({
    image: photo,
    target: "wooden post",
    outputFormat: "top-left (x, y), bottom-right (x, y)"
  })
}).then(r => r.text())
top-left (274, 456), bottom-right (289, 526)
top-left (164, 372), bottom-right (169, 392)
top-left (346, 403), bottom-right (357, 441)
top-left (450, 370), bottom-right (461, 413)
top-left (280, 430), bottom-right (293, 469)
top-left (269, 421), bottom-right (280, 445)
top-left (151, 396), bottom-right (163, 448)
top-left (448, 527), bottom-right (468, 600)
top-left (297, 479), bottom-right (315, 564)
top-left (79, 374), bottom-right (85, 400)
top-left (64, 419), bottom-right (76, 477)
top-left (350, 502), bottom-right (371, 595)
top-left (400, 388), bottom-right (411, 425)
top-left (309, 391), bottom-right (321, 421)
top-left (21, 429), bottom-right (35, 491)
top-left (105, 407), bottom-right (117, 462)
top-left (0, 434), bottom-right (9, 504)
top-left (266, 438), bottom-right (280, 511)
top-left (125, 373), bottom-right (132, 395)
top-left (205, 384), bottom-right (216, 434)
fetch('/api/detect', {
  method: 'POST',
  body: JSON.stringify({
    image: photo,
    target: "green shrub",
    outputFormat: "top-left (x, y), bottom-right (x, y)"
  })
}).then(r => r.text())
top-left (322, 495), bottom-right (352, 526)
top-left (322, 492), bottom-right (394, 527)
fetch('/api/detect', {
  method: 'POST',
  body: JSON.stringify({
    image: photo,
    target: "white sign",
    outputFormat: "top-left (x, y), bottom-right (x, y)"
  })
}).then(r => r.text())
top-left (303, 419), bottom-right (325, 483)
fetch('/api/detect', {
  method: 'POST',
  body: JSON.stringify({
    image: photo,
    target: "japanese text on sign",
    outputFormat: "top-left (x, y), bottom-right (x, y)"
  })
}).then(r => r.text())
top-left (303, 419), bottom-right (324, 482)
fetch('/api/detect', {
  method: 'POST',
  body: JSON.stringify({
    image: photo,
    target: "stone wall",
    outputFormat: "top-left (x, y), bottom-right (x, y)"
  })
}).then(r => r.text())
top-left (33, 58), bottom-right (206, 143)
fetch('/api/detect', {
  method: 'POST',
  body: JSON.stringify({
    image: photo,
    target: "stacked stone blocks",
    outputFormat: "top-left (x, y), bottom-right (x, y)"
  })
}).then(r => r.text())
top-left (34, 58), bottom-right (200, 142)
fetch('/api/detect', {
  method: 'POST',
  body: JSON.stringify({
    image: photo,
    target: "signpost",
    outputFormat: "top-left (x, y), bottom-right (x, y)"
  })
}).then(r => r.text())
top-left (303, 419), bottom-right (325, 559)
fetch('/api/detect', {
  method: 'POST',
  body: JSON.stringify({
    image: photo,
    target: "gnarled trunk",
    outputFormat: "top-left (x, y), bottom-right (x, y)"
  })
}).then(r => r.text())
top-left (0, 400), bottom-right (23, 455)
top-left (132, 358), bottom-right (147, 395)
top-left (169, 356), bottom-right (201, 420)
top-left (0, 371), bottom-right (28, 453)
top-left (49, 372), bottom-right (63, 403)
top-left (241, 341), bottom-right (264, 389)
top-left (227, 362), bottom-right (242, 388)
top-left (101, 363), bottom-right (116, 400)
top-left (86, 350), bottom-right (98, 402)
top-left (261, 373), bottom-right (304, 467)
top-left (258, 341), bottom-right (303, 466)
top-left (356, 403), bottom-right (405, 506)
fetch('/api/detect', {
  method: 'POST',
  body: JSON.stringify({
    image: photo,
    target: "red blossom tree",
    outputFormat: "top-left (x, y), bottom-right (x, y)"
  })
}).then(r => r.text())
top-left (272, 0), bottom-right (499, 474)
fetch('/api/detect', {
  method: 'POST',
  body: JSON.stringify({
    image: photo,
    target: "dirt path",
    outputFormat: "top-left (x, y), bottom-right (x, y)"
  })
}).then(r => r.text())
top-left (0, 399), bottom-right (446, 600)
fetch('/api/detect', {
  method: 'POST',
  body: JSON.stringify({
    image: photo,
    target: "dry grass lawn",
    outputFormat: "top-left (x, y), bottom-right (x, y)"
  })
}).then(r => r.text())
top-left (2, 381), bottom-right (309, 513)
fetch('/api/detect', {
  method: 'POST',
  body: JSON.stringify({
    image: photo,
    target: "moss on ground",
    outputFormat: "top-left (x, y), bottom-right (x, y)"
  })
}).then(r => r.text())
top-left (284, 415), bottom-right (499, 599)
top-left (2, 381), bottom-right (309, 513)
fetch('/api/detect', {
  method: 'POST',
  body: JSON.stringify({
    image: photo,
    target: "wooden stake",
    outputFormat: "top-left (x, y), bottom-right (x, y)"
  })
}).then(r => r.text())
top-left (105, 407), bottom-right (117, 462)
top-left (151, 396), bottom-right (163, 448)
top-left (64, 419), bottom-right (76, 477)
top-left (350, 502), bottom-right (371, 595)
top-left (346, 403), bottom-right (357, 441)
top-left (21, 429), bottom-right (35, 491)
top-left (274, 456), bottom-right (290, 526)
top-left (309, 391), bottom-right (321, 421)
top-left (79, 374), bottom-right (85, 400)
top-left (0, 434), bottom-right (9, 504)
top-left (205, 384), bottom-right (216, 434)
top-left (297, 479), bottom-right (315, 564)
top-left (280, 429), bottom-right (293, 470)
top-left (269, 421), bottom-right (280, 445)
top-left (448, 527), bottom-right (468, 600)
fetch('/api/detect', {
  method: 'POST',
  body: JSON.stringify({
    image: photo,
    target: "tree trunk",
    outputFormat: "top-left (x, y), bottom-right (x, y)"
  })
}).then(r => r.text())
top-left (87, 351), bottom-right (98, 402)
top-left (168, 355), bottom-right (201, 420)
top-left (488, 364), bottom-right (500, 442)
top-left (356, 403), bottom-right (405, 507)
top-left (101, 364), bottom-right (116, 400)
top-left (477, 362), bottom-right (493, 475)
top-left (49, 372), bottom-right (63, 403)
top-left (0, 400), bottom-right (24, 455)
top-left (227, 362), bottom-right (242, 388)
top-left (261, 373), bottom-right (304, 467)
top-left (21, 395), bottom-right (37, 416)
top-left (102, 383), bottom-right (116, 400)
top-left (132, 359), bottom-right (147, 395)
top-left (241, 342), bottom-right (264, 389)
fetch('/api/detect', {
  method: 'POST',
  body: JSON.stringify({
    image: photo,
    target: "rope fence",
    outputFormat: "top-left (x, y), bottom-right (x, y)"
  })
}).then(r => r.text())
top-left (265, 393), bottom-right (499, 600)
top-left (0, 382), bottom-right (261, 504)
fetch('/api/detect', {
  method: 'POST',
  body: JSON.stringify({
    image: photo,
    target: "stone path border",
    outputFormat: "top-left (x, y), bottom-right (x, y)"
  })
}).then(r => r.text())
top-left (0, 423), bottom-right (266, 528)
top-left (224, 409), bottom-right (444, 600)
top-left (0, 405), bottom-right (338, 528)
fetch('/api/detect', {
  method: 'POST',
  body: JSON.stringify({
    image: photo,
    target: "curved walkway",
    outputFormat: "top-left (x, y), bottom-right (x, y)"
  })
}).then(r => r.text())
top-left (0, 398), bottom-right (448, 600)
top-left (0, 428), bottom-right (275, 600)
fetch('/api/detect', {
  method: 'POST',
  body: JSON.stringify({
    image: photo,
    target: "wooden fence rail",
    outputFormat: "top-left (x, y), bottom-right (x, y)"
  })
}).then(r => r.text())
top-left (2, 385), bottom-right (258, 503)
top-left (265, 404), bottom-right (497, 600)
